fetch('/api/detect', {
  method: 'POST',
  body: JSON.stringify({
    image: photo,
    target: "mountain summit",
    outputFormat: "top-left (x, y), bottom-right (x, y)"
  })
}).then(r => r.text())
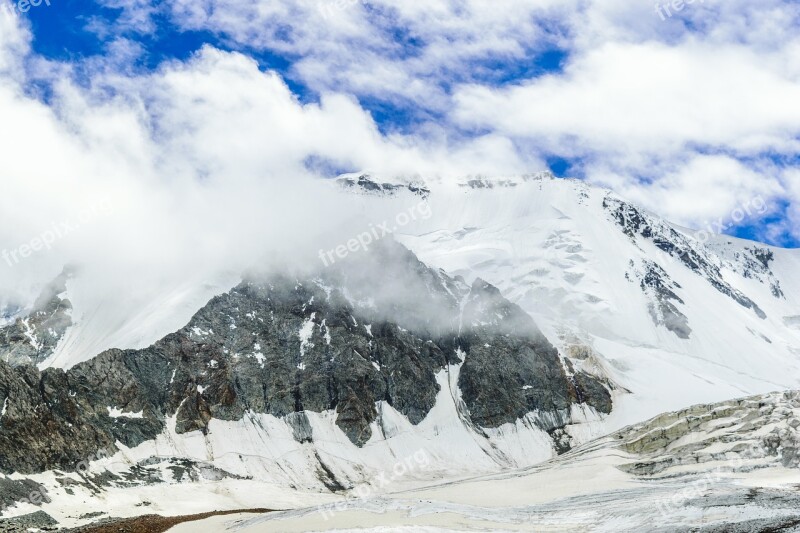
top-left (0, 174), bottom-right (798, 529)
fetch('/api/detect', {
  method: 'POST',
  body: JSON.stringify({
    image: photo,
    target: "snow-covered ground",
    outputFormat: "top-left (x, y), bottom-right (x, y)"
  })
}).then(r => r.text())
top-left (174, 391), bottom-right (800, 532)
top-left (376, 175), bottom-right (800, 430)
top-left (3, 366), bottom-right (606, 528)
top-left (5, 173), bottom-right (799, 530)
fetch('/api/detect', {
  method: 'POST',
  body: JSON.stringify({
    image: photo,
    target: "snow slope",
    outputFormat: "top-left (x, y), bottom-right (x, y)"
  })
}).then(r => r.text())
top-left (5, 172), bottom-right (798, 530)
top-left (36, 173), bottom-right (800, 433)
top-left (341, 173), bottom-right (800, 431)
top-left (1, 366), bottom-right (603, 529)
top-left (41, 272), bottom-right (241, 369)
top-left (178, 390), bottom-right (800, 532)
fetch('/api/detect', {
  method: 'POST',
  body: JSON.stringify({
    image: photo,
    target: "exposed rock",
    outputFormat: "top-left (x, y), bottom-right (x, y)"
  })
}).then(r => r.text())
top-left (458, 279), bottom-right (611, 428)
top-left (337, 174), bottom-right (430, 198)
top-left (0, 240), bottom-right (611, 478)
top-left (732, 246), bottom-right (784, 299)
top-left (604, 196), bottom-right (767, 320)
top-left (0, 510), bottom-right (57, 531)
top-left (0, 269), bottom-right (73, 367)
top-left (0, 477), bottom-right (49, 512)
top-left (614, 391), bottom-right (800, 477)
top-left (626, 259), bottom-right (692, 339)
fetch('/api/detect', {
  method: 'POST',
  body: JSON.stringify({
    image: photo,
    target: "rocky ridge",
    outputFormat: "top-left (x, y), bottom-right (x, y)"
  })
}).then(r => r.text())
top-left (0, 269), bottom-right (73, 367)
top-left (0, 240), bottom-right (611, 487)
top-left (604, 196), bottom-right (772, 324)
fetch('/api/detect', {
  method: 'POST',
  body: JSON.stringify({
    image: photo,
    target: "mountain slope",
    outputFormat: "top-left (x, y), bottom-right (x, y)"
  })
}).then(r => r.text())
top-left (343, 173), bottom-right (800, 430)
top-left (0, 268), bottom-right (73, 367)
top-left (205, 390), bottom-right (800, 532)
top-left (0, 240), bottom-right (612, 527)
top-left (0, 172), bottom-right (798, 529)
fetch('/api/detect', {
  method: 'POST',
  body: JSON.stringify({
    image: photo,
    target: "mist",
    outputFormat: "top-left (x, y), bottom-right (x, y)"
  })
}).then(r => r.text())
top-left (0, 14), bottom-right (529, 353)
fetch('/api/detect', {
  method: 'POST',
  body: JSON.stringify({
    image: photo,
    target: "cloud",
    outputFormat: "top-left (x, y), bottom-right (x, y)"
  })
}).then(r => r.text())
top-left (0, 20), bottom-right (531, 304)
top-left (449, 36), bottom-right (800, 239)
top-left (142, 0), bottom-right (573, 110)
top-left (118, 0), bottom-right (796, 245)
top-left (453, 41), bottom-right (800, 156)
top-left (0, 7), bottom-right (29, 78)
top-left (587, 154), bottom-right (785, 229)
top-left (1, 0), bottom-right (798, 317)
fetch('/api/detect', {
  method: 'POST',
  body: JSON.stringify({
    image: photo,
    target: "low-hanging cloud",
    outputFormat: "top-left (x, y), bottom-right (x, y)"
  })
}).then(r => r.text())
top-left (0, 11), bottom-right (530, 314)
top-left (1, 0), bottom-right (799, 355)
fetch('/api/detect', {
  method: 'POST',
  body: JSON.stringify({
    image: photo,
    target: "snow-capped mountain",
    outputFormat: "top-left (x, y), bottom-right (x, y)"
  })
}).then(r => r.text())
top-left (0, 269), bottom-right (72, 367)
top-left (0, 172), bottom-right (798, 530)
top-left (369, 173), bottom-right (800, 429)
top-left (0, 238), bottom-right (611, 528)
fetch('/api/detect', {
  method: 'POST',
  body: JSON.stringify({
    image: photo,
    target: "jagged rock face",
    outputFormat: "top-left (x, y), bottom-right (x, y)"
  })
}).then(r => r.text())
top-left (337, 174), bottom-right (430, 198)
top-left (626, 260), bottom-right (692, 339)
top-left (0, 241), bottom-right (610, 476)
top-left (0, 270), bottom-right (73, 367)
top-left (0, 354), bottom-right (165, 475)
top-left (604, 196), bottom-right (769, 322)
top-left (457, 279), bottom-right (610, 428)
top-left (168, 275), bottom-right (452, 445)
top-left (728, 245), bottom-right (785, 299)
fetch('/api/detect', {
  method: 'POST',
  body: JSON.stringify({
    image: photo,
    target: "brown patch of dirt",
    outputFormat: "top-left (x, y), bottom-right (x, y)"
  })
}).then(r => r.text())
top-left (71, 509), bottom-right (273, 533)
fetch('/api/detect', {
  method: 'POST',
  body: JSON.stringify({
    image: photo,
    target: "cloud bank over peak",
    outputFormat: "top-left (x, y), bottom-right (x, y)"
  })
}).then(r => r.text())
top-left (87, 0), bottom-right (795, 245)
top-left (0, 0), bottom-right (798, 308)
top-left (0, 16), bottom-right (530, 304)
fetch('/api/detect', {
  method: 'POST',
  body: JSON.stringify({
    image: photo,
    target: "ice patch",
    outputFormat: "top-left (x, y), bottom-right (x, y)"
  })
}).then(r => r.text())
top-left (21, 318), bottom-right (42, 351)
top-left (107, 407), bottom-right (144, 419)
top-left (299, 313), bottom-right (317, 359)
top-left (783, 316), bottom-right (800, 330)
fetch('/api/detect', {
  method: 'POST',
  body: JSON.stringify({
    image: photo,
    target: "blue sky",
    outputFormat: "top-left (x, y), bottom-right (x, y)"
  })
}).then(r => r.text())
top-left (1, 0), bottom-right (799, 247)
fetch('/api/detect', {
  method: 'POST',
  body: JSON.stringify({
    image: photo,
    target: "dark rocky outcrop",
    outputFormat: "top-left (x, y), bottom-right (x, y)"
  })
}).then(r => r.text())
top-left (735, 246), bottom-right (784, 299)
top-left (626, 260), bottom-right (692, 339)
top-left (0, 269), bottom-right (73, 367)
top-left (457, 279), bottom-right (610, 427)
top-left (0, 241), bottom-right (611, 476)
top-left (337, 174), bottom-right (430, 198)
top-left (605, 196), bottom-right (767, 320)
top-left (0, 510), bottom-right (57, 531)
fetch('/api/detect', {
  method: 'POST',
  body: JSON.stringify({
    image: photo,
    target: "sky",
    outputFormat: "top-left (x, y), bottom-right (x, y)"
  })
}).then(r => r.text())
top-left (0, 0), bottom-right (798, 298)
